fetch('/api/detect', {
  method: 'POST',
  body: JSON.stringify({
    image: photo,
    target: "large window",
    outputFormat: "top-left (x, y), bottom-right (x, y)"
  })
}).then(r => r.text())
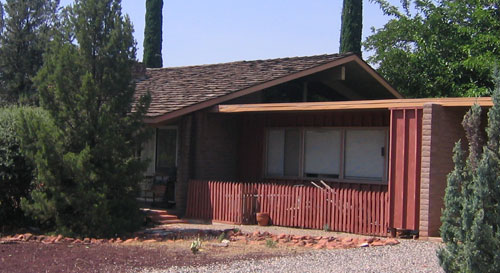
top-left (265, 128), bottom-right (388, 183)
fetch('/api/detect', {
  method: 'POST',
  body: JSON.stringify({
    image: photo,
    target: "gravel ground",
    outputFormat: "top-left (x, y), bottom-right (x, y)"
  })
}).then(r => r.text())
top-left (167, 222), bottom-right (371, 238)
top-left (137, 239), bottom-right (443, 273)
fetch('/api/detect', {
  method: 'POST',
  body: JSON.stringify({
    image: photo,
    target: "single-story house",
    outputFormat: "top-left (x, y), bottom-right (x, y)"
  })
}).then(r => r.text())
top-left (134, 53), bottom-right (493, 237)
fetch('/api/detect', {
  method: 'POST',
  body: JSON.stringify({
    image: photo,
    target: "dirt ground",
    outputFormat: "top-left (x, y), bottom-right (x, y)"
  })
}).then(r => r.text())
top-left (0, 238), bottom-right (302, 273)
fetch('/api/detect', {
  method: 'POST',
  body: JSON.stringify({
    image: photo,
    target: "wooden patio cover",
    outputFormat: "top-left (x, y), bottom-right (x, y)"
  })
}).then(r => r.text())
top-left (213, 97), bottom-right (493, 113)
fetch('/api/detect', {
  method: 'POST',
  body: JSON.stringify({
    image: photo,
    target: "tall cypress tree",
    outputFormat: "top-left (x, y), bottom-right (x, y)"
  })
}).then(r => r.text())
top-left (439, 72), bottom-right (500, 272)
top-left (19, 0), bottom-right (151, 237)
top-left (339, 0), bottom-right (362, 56)
top-left (143, 0), bottom-right (163, 68)
top-left (0, 0), bottom-right (59, 105)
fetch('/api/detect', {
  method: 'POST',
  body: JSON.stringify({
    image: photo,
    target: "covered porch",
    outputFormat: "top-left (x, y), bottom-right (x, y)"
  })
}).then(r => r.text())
top-left (175, 100), bottom-right (425, 237)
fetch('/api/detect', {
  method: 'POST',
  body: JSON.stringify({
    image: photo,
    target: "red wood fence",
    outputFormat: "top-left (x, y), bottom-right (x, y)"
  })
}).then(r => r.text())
top-left (185, 179), bottom-right (389, 236)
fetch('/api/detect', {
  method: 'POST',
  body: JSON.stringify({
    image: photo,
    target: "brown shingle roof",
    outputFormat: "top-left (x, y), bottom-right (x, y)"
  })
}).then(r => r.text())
top-left (135, 53), bottom-right (354, 118)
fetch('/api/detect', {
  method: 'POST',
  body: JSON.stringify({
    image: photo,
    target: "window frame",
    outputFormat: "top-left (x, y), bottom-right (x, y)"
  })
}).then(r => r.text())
top-left (263, 126), bottom-right (389, 184)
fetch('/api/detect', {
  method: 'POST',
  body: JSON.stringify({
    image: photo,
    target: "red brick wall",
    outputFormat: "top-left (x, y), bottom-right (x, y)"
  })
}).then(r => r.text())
top-left (419, 104), bottom-right (467, 237)
top-left (191, 111), bottom-right (240, 180)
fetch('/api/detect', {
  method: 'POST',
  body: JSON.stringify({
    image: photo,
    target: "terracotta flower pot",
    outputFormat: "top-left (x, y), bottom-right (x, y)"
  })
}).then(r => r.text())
top-left (256, 212), bottom-right (270, 226)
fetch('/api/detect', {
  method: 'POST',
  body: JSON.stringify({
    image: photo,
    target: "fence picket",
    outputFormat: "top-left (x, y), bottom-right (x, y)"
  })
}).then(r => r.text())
top-left (185, 179), bottom-right (389, 236)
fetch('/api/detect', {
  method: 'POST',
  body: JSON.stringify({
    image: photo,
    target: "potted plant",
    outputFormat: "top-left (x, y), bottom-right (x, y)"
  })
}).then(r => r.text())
top-left (256, 212), bottom-right (270, 226)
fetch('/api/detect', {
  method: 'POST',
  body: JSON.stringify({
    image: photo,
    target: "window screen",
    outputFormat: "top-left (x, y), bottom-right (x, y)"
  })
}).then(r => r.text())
top-left (156, 128), bottom-right (177, 173)
top-left (141, 132), bottom-right (156, 176)
top-left (344, 129), bottom-right (386, 180)
top-left (304, 129), bottom-right (341, 178)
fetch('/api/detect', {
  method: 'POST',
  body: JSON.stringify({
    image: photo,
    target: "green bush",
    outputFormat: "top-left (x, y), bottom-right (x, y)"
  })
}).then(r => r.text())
top-left (439, 72), bottom-right (500, 272)
top-left (0, 107), bottom-right (36, 227)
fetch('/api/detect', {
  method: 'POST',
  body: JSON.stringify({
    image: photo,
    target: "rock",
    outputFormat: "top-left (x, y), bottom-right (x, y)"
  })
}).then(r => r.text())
top-left (314, 243), bottom-right (326, 249)
top-left (83, 238), bottom-right (91, 244)
top-left (385, 239), bottom-right (400, 246)
top-left (252, 230), bottom-right (260, 237)
top-left (359, 242), bottom-right (370, 247)
top-left (341, 237), bottom-right (353, 243)
top-left (91, 238), bottom-right (104, 244)
top-left (294, 241), bottom-right (306, 247)
top-left (214, 240), bottom-right (230, 247)
top-left (64, 238), bottom-right (75, 243)
top-left (318, 239), bottom-right (329, 245)
top-left (304, 243), bottom-right (315, 248)
top-left (313, 236), bottom-right (323, 240)
top-left (277, 233), bottom-right (287, 240)
top-left (326, 241), bottom-right (338, 249)
top-left (233, 235), bottom-right (247, 241)
top-left (143, 239), bottom-right (157, 243)
top-left (370, 241), bottom-right (385, 247)
top-left (55, 235), bottom-right (64, 243)
top-left (226, 230), bottom-right (235, 237)
top-left (367, 237), bottom-right (376, 244)
top-left (278, 239), bottom-right (289, 244)
top-left (292, 235), bottom-right (305, 240)
top-left (305, 239), bottom-right (315, 244)
top-left (23, 233), bottom-right (33, 241)
top-left (123, 239), bottom-right (135, 244)
top-left (43, 236), bottom-right (57, 244)
top-left (261, 231), bottom-right (270, 237)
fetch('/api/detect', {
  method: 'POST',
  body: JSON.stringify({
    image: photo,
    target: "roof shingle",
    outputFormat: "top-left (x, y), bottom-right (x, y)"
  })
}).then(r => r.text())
top-left (134, 53), bottom-right (353, 117)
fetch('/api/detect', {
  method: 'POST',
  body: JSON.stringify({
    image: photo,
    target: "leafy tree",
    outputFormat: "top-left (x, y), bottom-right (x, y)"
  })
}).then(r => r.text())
top-left (19, 0), bottom-right (151, 238)
top-left (0, 0), bottom-right (59, 105)
top-left (340, 0), bottom-right (362, 56)
top-left (439, 71), bottom-right (500, 272)
top-left (365, 0), bottom-right (500, 98)
top-left (0, 107), bottom-right (39, 227)
top-left (143, 0), bottom-right (163, 68)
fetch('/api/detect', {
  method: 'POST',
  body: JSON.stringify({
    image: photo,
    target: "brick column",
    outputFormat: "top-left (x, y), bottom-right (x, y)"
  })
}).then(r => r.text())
top-left (420, 103), bottom-right (466, 237)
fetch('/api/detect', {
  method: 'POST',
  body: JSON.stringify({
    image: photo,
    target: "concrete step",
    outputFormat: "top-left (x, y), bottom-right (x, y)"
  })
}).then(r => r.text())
top-left (156, 219), bottom-right (189, 225)
top-left (150, 214), bottom-right (179, 221)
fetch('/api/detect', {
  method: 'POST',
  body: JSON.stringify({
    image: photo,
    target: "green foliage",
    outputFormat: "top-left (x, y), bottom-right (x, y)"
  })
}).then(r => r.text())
top-left (323, 223), bottom-right (330, 232)
top-left (0, 0), bottom-right (59, 105)
top-left (217, 232), bottom-right (227, 242)
top-left (143, 0), bottom-right (163, 68)
top-left (0, 107), bottom-right (39, 227)
top-left (340, 0), bottom-right (362, 55)
top-left (190, 237), bottom-right (202, 254)
top-left (19, 0), bottom-right (151, 238)
top-left (265, 238), bottom-right (277, 248)
top-left (439, 72), bottom-right (500, 272)
top-left (365, 0), bottom-right (500, 98)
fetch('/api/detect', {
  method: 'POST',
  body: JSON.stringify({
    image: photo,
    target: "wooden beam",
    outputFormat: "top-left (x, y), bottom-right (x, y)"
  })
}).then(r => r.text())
top-left (321, 80), bottom-right (364, 100)
top-left (213, 97), bottom-right (493, 113)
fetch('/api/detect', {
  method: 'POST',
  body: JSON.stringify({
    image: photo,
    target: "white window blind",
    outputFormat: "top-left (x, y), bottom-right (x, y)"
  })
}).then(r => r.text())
top-left (344, 129), bottom-right (386, 180)
top-left (266, 129), bottom-right (285, 176)
top-left (304, 129), bottom-right (341, 177)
